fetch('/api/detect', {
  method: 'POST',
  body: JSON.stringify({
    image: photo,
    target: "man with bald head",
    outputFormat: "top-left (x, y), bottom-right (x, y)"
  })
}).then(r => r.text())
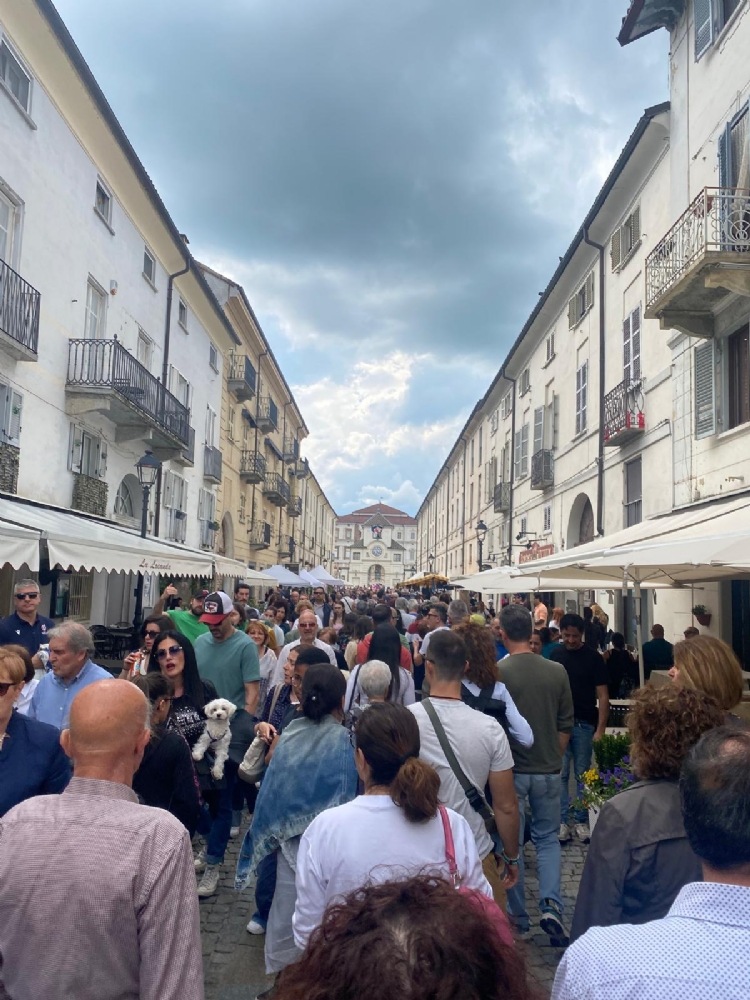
top-left (0, 681), bottom-right (203, 1000)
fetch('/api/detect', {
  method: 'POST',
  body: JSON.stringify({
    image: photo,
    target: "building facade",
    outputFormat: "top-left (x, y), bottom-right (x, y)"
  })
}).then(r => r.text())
top-left (336, 504), bottom-right (417, 589)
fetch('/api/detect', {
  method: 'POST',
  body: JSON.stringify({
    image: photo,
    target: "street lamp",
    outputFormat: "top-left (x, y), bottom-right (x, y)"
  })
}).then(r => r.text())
top-left (475, 519), bottom-right (488, 571)
top-left (428, 553), bottom-right (435, 574)
top-left (132, 449), bottom-right (162, 633)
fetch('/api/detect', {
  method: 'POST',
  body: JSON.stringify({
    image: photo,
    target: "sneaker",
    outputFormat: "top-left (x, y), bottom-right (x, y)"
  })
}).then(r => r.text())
top-left (558, 823), bottom-right (571, 842)
top-left (230, 825), bottom-right (241, 838)
top-left (539, 898), bottom-right (568, 942)
top-left (197, 864), bottom-right (221, 897)
top-left (246, 917), bottom-right (266, 935)
top-left (194, 849), bottom-right (207, 872)
top-left (575, 822), bottom-right (591, 844)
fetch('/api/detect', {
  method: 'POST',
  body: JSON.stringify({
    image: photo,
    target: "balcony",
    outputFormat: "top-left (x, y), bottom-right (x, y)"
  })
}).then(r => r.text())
top-left (262, 472), bottom-right (290, 507)
top-left (239, 451), bottom-right (266, 484)
top-left (278, 534), bottom-right (295, 559)
top-left (493, 481), bottom-right (510, 513)
top-left (227, 354), bottom-right (256, 402)
top-left (256, 397), bottom-right (278, 433)
top-left (174, 426), bottom-right (195, 467)
top-left (604, 379), bottom-right (645, 447)
top-left (530, 449), bottom-right (554, 490)
top-left (288, 495), bottom-right (302, 517)
top-left (294, 457), bottom-right (309, 479)
top-left (203, 444), bottom-right (223, 484)
top-left (645, 188), bottom-right (750, 338)
top-left (66, 339), bottom-right (190, 455)
top-left (0, 258), bottom-right (40, 360)
top-left (71, 473), bottom-right (108, 517)
top-left (248, 521), bottom-right (271, 550)
top-left (283, 435), bottom-right (299, 463)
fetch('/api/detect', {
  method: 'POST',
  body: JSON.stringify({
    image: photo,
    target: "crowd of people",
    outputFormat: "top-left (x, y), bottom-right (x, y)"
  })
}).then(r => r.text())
top-left (0, 575), bottom-right (748, 999)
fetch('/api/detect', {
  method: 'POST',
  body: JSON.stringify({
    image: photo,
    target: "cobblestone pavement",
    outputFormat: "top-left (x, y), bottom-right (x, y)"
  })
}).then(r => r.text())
top-left (199, 815), bottom-right (588, 999)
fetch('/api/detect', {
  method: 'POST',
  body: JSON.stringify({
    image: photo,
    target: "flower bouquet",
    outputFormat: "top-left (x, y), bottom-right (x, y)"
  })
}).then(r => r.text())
top-left (577, 758), bottom-right (636, 833)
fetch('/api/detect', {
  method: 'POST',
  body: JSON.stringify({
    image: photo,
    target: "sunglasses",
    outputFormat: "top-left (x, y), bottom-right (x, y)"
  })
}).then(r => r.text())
top-left (156, 645), bottom-right (182, 659)
top-left (0, 681), bottom-right (15, 696)
top-left (144, 630), bottom-right (161, 638)
top-left (15, 592), bottom-right (39, 600)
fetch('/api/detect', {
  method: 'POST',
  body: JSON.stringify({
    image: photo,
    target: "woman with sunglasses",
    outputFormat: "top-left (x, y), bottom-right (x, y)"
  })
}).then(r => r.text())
top-left (0, 647), bottom-right (70, 817)
top-left (119, 615), bottom-right (172, 680)
top-left (131, 673), bottom-right (201, 836)
top-left (147, 631), bottom-right (217, 750)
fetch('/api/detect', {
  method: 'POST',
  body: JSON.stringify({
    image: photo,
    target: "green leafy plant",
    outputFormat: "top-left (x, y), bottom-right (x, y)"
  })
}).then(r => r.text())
top-left (692, 604), bottom-right (709, 616)
top-left (593, 732), bottom-right (631, 772)
top-left (576, 759), bottom-right (636, 810)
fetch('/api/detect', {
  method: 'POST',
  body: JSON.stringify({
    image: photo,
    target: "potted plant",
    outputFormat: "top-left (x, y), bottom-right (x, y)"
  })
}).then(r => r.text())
top-left (578, 758), bottom-right (635, 834)
top-left (692, 604), bottom-right (711, 627)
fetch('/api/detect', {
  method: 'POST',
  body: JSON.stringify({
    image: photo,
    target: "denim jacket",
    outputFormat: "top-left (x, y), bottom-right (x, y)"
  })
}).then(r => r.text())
top-left (235, 714), bottom-right (358, 888)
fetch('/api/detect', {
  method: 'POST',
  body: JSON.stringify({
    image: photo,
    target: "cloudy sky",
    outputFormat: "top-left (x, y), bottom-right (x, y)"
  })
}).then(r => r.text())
top-left (56, 0), bottom-right (667, 515)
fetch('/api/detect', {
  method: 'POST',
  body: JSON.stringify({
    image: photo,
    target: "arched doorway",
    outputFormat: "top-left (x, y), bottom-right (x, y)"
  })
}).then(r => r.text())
top-left (567, 493), bottom-right (595, 549)
top-left (218, 511), bottom-right (235, 559)
top-left (368, 564), bottom-right (384, 583)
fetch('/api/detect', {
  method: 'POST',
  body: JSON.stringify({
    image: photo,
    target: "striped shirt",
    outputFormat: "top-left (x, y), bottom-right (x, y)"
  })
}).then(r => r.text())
top-left (0, 777), bottom-right (204, 1000)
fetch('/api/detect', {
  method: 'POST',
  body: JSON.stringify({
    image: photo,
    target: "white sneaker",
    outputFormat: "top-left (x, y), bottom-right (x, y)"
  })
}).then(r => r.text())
top-left (230, 826), bottom-right (241, 838)
top-left (194, 849), bottom-right (207, 872)
top-left (246, 918), bottom-right (266, 935)
top-left (197, 864), bottom-right (221, 897)
top-left (575, 823), bottom-right (591, 844)
top-left (558, 823), bottom-right (571, 842)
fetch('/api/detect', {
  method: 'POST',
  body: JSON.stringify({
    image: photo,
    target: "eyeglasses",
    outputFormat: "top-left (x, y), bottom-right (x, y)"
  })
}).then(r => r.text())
top-left (0, 681), bottom-right (14, 696)
top-left (15, 592), bottom-right (39, 600)
top-left (299, 622), bottom-right (317, 628)
top-left (144, 630), bottom-right (161, 638)
top-left (156, 645), bottom-right (182, 659)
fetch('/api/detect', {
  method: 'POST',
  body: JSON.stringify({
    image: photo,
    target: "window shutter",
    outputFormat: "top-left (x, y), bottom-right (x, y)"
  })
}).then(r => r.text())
top-left (695, 0), bottom-right (714, 60)
top-left (68, 422), bottom-right (83, 473)
top-left (630, 206), bottom-right (641, 248)
top-left (180, 480), bottom-right (188, 514)
top-left (520, 423), bottom-right (529, 476)
top-left (581, 362), bottom-right (588, 430)
top-left (585, 271), bottom-right (595, 312)
top-left (163, 471), bottom-right (174, 508)
top-left (98, 440), bottom-right (108, 480)
top-left (533, 406), bottom-right (545, 455)
top-left (623, 315), bottom-right (632, 384)
top-left (575, 367), bottom-right (582, 434)
top-left (695, 341), bottom-right (716, 438)
top-left (718, 122), bottom-right (731, 187)
top-left (546, 394), bottom-right (557, 449)
top-left (514, 429), bottom-right (521, 481)
top-left (631, 307), bottom-right (641, 381)
top-left (610, 227), bottom-right (622, 271)
top-left (198, 488), bottom-right (206, 520)
top-left (568, 295), bottom-right (577, 329)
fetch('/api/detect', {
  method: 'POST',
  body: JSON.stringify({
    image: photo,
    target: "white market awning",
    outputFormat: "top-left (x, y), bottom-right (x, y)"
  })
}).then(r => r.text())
top-left (263, 564), bottom-right (307, 586)
top-left (0, 519), bottom-right (42, 571)
top-left (310, 565), bottom-right (345, 585)
top-left (0, 496), bottom-right (213, 578)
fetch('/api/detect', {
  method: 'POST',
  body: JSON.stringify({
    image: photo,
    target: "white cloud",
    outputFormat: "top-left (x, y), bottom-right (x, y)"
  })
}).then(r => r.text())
top-left (347, 481), bottom-right (423, 512)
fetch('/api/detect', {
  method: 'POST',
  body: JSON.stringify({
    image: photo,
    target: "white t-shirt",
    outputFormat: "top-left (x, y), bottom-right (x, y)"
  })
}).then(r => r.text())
top-left (409, 698), bottom-right (514, 858)
top-left (293, 796), bottom-right (490, 949)
top-left (271, 638), bottom-right (337, 687)
top-left (419, 625), bottom-right (450, 656)
top-left (345, 664), bottom-right (415, 712)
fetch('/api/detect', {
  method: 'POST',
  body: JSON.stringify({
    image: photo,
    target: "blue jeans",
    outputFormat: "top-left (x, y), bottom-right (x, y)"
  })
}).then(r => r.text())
top-left (205, 759), bottom-right (239, 866)
top-left (560, 721), bottom-right (595, 825)
top-left (507, 773), bottom-right (562, 930)
top-left (253, 850), bottom-right (278, 927)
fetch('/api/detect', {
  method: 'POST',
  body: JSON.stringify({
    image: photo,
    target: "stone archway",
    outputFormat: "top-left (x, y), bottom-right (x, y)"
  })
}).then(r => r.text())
top-left (218, 511), bottom-right (235, 559)
top-left (368, 564), bottom-right (384, 583)
top-left (566, 493), bottom-right (595, 549)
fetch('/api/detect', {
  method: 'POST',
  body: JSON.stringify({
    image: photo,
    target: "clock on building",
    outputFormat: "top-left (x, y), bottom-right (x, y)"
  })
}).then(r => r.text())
top-left (372, 544), bottom-right (384, 557)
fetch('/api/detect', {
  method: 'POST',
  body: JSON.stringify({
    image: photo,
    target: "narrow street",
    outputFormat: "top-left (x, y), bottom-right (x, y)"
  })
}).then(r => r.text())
top-left (200, 818), bottom-right (588, 999)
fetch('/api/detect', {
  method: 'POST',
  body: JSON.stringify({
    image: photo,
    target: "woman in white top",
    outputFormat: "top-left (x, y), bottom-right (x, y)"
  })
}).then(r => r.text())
top-left (293, 701), bottom-right (492, 949)
top-left (345, 624), bottom-right (415, 714)
top-left (6, 644), bottom-right (38, 716)
top-left (246, 619), bottom-right (278, 710)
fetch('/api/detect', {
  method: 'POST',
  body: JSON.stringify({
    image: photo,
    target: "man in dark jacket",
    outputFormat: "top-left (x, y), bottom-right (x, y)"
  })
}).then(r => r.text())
top-left (311, 586), bottom-right (332, 628)
top-left (641, 623), bottom-right (674, 681)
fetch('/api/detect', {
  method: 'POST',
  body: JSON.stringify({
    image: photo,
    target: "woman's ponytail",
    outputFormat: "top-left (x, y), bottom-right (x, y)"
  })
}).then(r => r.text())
top-left (390, 756), bottom-right (440, 823)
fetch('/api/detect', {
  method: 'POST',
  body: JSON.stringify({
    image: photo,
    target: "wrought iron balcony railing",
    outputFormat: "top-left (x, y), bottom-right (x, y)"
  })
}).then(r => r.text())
top-left (0, 258), bottom-right (41, 357)
top-left (288, 495), bottom-right (302, 517)
top-left (604, 379), bottom-right (645, 447)
top-left (227, 354), bottom-right (256, 401)
top-left (203, 444), bottom-right (222, 483)
top-left (256, 397), bottom-right (278, 432)
top-left (239, 451), bottom-right (266, 484)
top-left (278, 534), bottom-right (294, 558)
top-left (175, 426), bottom-right (195, 467)
top-left (262, 472), bottom-right (290, 506)
top-left (282, 435), bottom-right (299, 463)
top-left (66, 338), bottom-right (190, 446)
top-left (248, 521), bottom-right (271, 549)
top-left (530, 449), bottom-right (554, 490)
top-left (646, 187), bottom-right (750, 311)
top-left (294, 457), bottom-right (309, 479)
top-left (493, 481), bottom-right (510, 513)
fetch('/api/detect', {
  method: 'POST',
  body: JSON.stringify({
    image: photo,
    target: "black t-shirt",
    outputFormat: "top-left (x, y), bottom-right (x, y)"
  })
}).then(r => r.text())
top-left (549, 644), bottom-right (608, 726)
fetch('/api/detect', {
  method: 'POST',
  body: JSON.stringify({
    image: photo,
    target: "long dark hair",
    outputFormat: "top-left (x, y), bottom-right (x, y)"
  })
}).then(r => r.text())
top-left (356, 703), bottom-right (438, 823)
top-left (354, 615), bottom-right (373, 641)
top-left (367, 624), bottom-right (402, 699)
top-left (147, 630), bottom-right (207, 709)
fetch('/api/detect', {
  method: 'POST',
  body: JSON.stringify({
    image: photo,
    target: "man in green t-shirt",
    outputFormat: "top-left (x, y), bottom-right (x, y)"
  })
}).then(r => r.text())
top-left (153, 585), bottom-right (209, 644)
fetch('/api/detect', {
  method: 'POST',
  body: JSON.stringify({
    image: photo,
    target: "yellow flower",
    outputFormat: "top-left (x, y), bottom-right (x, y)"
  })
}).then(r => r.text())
top-left (582, 769), bottom-right (599, 785)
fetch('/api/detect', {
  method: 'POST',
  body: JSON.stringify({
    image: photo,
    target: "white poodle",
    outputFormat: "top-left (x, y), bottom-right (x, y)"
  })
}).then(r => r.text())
top-left (192, 698), bottom-right (236, 780)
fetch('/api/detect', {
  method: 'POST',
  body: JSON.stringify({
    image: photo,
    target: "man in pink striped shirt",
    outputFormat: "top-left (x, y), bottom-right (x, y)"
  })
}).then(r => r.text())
top-left (0, 680), bottom-right (204, 1000)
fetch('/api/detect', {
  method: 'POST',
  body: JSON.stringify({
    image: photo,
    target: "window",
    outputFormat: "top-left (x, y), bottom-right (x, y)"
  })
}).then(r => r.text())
top-left (696, 0), bottom-right (743, 59)
top-left (228, 406), bottom-right (236, 442)
top-left (0, 40), bottom-right (30, 113)
top-left (163, 471), bottom-right (188, 543)
top-left (353, 551), bottom-right (361, 560)
top-left (346, 528), bottom-right (352, 540)
top-left (393, 553), bottom-right (402, 562)
top-left (545, 333), bottom-right (555, 363)
top-left (520, 515), bottom-right (528, 536)
top-left (137, 330), bottom-right (153, 371)
top-left (478, 428), bottom-right (483, 464)
top-left (533, 405), bottom-right (546, 455)
top-left (623, 307), bottom-right (642, 384)
top-left (178, 298), bottom-right (188, 329)
top-left (624, 457), bottom-right (643, 527)
top-left (695, 340), bottom-right (716, 438)
top-left (396, 531), bottom-right (402, 539)
top-left (469, 483), bottom-right (474, 519)
top-left (198, 488), bottom-right (217, 549)
top-left (727, 324), bottom-right (750, 429)
top-left (470, 438), bottom-right (475, 472)
top-left (143, 247), bottom-right (156, 285)
top-left (168, 366), bottom-right (191, 409)
top-left (485, 456), bottom-right (498, 501)
top-left (0, 384), bottom-right (22, 446)
top-left (610, 206), bottom-right (641, 271)
top-left (205, 406), bottom-right (216, 447)
top-left (568, 271), bottom-right (595, 328)
top-left (410, 530), bottom-right (415, 540)
top-left (52, 571), bottom-right (93, 620)
top-left (0, 190), bottom-right (16, 266)
top-left (68, 424), bottom-right (107, 479)
top-left (543, 502), bottom-right (552, 533)
top-left (501, 390), bottom-right (512, 419)
top-left (514, 422), bottom-right (529, 480)
top-left (575, 362), bottom-right (588, 434)
top-left (490, 408), bottom-right (499, 434)
top-left (114, 479), bottom-right (137, 520)
top-left (719, 104), bottom-right (748, 190)
top-left (519, 368), bottom-right (531, 396)
top-left (84, 281), bottom-right (106, 339)
top-left (209, 342), bottom-right (219, 371)
top-left (94, 180), bottom-right (112, 227)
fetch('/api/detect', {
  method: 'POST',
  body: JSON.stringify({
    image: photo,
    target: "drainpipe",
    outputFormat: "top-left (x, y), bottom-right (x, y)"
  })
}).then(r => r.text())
top-left (250, 349), bottom-right (269, 525)
top-left (503, 368), bottom-right (517, 565)
top-left (154, 256), bottom-right (190, 536)
top-left (583, 226), bottom-right (606, 536)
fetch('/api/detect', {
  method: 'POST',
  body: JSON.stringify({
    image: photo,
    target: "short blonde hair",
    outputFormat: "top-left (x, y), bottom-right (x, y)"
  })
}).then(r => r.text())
top-left (247, 619), bottom-right (278, 653)
top-left (296, 599), bottom-right (314, 616)
top-left (0, 648), bottom-right (26, 686)
top-left (673, 635), bottom-right (744, 711)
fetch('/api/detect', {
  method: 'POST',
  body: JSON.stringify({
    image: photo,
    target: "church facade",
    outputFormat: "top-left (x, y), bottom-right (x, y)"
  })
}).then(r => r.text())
top-left (334, 504), bottom-right (417, 590)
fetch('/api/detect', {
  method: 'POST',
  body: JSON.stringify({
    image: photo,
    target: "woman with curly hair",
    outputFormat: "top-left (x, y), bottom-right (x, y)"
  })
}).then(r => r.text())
top-left (669, 634), bottom-right (746, 721)
top-left (570, 685), bottom-right (724, 941)
top-left (452, 621), bottom-right (533, 748)
top-left (276, 876), bottom-right (535, 1000)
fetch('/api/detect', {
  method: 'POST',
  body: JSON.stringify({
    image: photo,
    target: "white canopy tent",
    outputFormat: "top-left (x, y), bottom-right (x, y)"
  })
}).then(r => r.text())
top-left (299, 568), bottom-right (324, 587)
top-left (310, 565), bottom-right (345, 586)
top-left (263, 565), bottom-right (307, 586)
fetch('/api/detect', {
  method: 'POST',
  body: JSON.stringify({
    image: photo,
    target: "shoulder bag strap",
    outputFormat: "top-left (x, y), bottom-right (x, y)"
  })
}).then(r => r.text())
top-left (438, 804), bottom-right (460, 886)
top-left (347, 664), bottom-right (362, 713)
top-left (268, 682), bottom-right (283, 720)
top-left (421, 698), bottom-right (493, 822)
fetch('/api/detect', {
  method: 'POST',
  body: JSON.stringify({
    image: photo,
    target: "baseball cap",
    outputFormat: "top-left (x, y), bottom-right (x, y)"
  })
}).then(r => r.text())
top-left (195, 589), bottom-right (209, 599)
top-left (200, 591), bottom-right (233, 624)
